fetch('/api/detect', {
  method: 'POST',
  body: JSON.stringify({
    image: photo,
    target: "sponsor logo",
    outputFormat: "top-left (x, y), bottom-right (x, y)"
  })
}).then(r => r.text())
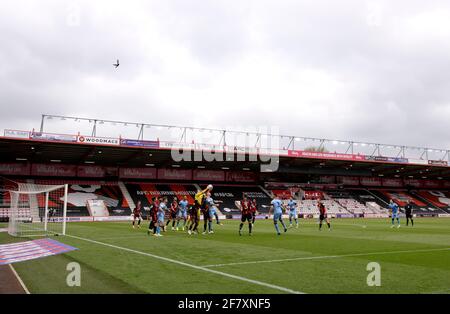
top-left (408, 159), bottom-right (429, 165)
top-left (30, 132), bottom-right (77, 142)
top-left (120, 139), bottom-right (159, 148)
top-left (93, 216), bottom-right (132, 222)
top-left (428, 160), bottom-right (448, 166)
top-left (365, 156), bottom-right (388, 162)
top-left (4, 130), bottom-right (30, 139)
top-left (78, 136), bottom-right (120, 145)
top-left (290, 150), bottom-right (365, 161)
top-left (337, 214), bottom-right (356, 218)
top-left (387, 157), bottom-right (409, 163)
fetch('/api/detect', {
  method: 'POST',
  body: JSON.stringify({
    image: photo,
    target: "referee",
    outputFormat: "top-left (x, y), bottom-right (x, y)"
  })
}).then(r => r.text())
top-left (405, 200), bottom-right (414, 226)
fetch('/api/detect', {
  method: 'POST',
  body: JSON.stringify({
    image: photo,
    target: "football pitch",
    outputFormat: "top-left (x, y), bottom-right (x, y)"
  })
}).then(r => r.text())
top-left (1, 218), bottom-right (449, 294)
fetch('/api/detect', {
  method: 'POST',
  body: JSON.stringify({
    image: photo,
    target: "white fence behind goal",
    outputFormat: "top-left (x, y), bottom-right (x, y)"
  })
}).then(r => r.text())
top-left (8, 183), bottom-right (68, 237)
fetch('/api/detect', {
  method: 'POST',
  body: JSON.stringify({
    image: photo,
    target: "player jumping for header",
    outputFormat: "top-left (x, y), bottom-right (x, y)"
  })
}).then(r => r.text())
top-left (188, 185), bottom-right (212, 235)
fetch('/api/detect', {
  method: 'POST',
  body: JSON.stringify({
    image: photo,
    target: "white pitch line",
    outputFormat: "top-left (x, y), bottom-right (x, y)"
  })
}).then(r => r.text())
top-left (66, 234), bottom-right (304, 294)
top-left (201, 247), bottom-right (450, 268)
top-left (9, 264), bottom-right (30, 294)
top-left (95, 235), bottom-right (149, 241)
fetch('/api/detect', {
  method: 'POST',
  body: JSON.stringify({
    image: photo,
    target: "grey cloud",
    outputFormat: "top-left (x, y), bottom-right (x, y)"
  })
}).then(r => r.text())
top-left (0, 0), bottom-right (449, 151)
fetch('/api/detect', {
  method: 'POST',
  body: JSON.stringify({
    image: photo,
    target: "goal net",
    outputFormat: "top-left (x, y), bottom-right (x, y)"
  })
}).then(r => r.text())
top-left (8, 183), bottom-right (68, 237)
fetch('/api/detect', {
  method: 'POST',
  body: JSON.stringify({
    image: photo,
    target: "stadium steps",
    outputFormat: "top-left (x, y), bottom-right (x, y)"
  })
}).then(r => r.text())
top-left (409, 191), bottom-right (446, 213)
top-left (258, 185), bottom-right (273, 198)
top-left (364, 189), bottom-right (389, 208)
top-left (118, 181), bottom-right (136, 210)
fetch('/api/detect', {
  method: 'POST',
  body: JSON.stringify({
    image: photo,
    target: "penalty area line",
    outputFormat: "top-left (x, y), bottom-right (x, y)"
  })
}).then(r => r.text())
top-left (201, 247), bottom-right (450, 268)
top-left (65, 234), bottom-right (304, 294)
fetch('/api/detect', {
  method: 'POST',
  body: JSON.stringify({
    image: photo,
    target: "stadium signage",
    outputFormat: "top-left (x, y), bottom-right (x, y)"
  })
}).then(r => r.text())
top-left (225, 171), bottom-right (257, 182)
top-left (403, 178), bottom-right (423, 187)
top-left (93, 216), bottom-right (132, 222)
top-left (428, 160), bottom-right (448, 166)
top-left (338, 176), bottom-right (360, 185)
top-left (120, 139), bottom-right (159, 148)
top-left (77, 136), bottom-right (120, 146)
top-left (4, 129), bottom-right (30, 139)
top-left (319, 175), bottom-right (336, 183)
top-left (31, 163), bottom-right (77, 177)
top-left (77, 165), bottom-right (105, 178)
top-left (388, 157), bottom-right (409, 163)
top-left (364, 156), bottom-right (388, 162)
top-left (408, 158), bottom-right (429, 165)
top-left (364, 213), bottom-right (389, 218)
top-left (0, 163), bottom-right (31, 175)
top-left (50, 217), bottom-right (93, 222)
top-left (157, 168), bottom-right (192, 180)
top-left (422, 180), bottom-right (441, 188)
top-left (381, 178), bottom-right (403, 187)
top-left (30, 132), bottom-right (77, 143)
top-left (360, 177), bottom-right (382, 186)
top-left (336, 214), bottom-right (355, 218)
top-left (119, 167), bottom-right (157, 179)
top-left (288, 150), bottom-right (365, 161)
top-left (193, 169), bottom-right (225, 181)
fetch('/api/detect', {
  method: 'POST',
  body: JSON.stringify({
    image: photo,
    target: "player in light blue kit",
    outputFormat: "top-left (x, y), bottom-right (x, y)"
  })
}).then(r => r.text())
top-left (389, 199), bottom-right (400, 228)
top-left (176, 196), bottom-right (189, 231)
top-left (287, 196), bottom-right (299, 228)
top-left (270, 195), bottom-right (287, 235)
top-left (204, 192), bottom-right (220, 234)
top-left (155, 197), bottom-right (168, 236)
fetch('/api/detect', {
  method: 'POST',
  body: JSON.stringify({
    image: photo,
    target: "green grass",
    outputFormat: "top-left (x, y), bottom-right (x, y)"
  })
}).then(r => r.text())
top-left (1, 218), bottom-right (449, 294)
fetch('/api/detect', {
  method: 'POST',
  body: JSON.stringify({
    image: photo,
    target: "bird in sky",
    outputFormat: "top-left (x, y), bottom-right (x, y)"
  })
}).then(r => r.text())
top-left (113, 59), bottom-right (119, 68)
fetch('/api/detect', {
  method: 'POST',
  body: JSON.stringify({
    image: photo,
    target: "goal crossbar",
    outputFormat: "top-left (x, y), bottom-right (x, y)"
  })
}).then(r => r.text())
top-left (8, 183), bottom-right (68, 237)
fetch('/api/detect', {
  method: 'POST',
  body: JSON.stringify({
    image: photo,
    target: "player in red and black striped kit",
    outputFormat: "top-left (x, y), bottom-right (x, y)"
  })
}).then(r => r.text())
top-left (166, 197), bottom-right (179, 231)
top-left (147, 197), bottom-right (160, 235)
top-left (317, 198), bottom-right (331, 231)
top-left (239, 194), bottom-right (253, 236)
top-left (132, 200), bottom-right (142, 228)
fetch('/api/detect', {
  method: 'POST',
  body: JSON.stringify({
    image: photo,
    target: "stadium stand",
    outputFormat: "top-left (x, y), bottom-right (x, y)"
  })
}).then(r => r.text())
top-left (125, 183), bottom-right (272, 216)
top-left (412, 190), bottom-right (450, 213)
top-left (297, 199), bottom-right (349, 215)
top-left (326, 190), bottom-right (378, 214)
top-left (34, 180), bottom-right (131, 217)
top-left (125, 183), bottom-right (196, 218)
top-left (213, 185), bottom-right (272, 214)
top-left (1, 175), bottom-right (449, 220)
top-left (345, 189), bottom-right (390, 213)
top-left (370, 189), bottom-right (448, 215)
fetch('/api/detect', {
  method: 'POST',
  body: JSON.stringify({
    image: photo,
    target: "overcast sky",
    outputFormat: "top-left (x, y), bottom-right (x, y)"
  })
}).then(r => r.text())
top-left (0, 0), bottom-right (449, 149)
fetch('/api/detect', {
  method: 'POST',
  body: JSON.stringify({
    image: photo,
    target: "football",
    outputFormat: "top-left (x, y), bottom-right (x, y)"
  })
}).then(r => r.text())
top-left (207, 184), bottom-right (213, 190)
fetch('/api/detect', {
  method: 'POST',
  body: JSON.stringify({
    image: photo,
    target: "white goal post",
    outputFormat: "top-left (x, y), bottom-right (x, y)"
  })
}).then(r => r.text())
top-left (8, 183), bottom-right (68, 237)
